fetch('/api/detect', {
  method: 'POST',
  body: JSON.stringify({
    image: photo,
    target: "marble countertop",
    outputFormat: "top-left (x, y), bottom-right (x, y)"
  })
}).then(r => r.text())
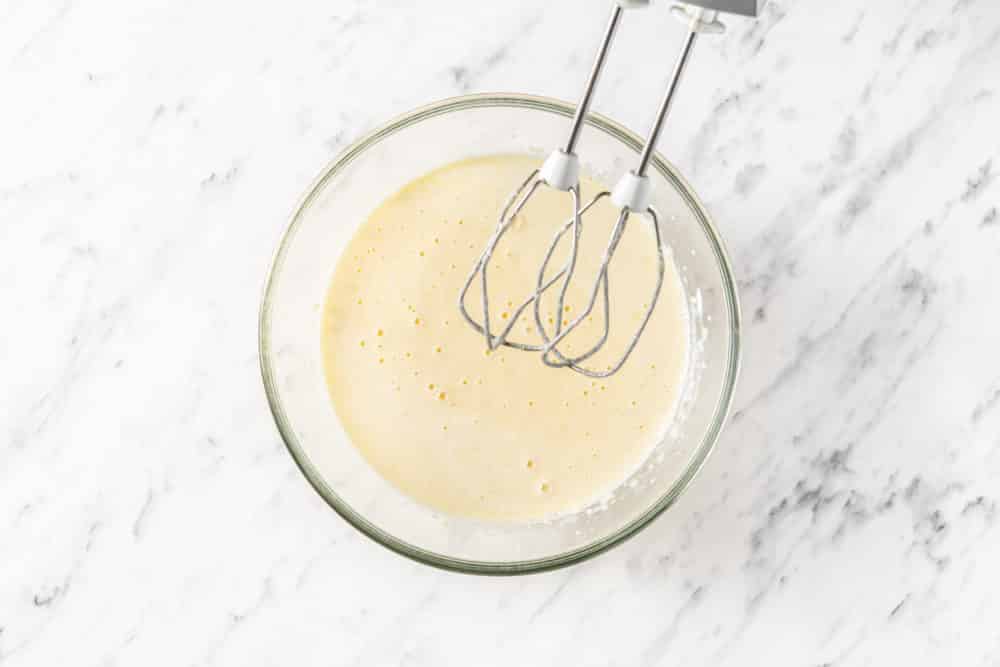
top-left (3, 0), bottom-right (1000, 664)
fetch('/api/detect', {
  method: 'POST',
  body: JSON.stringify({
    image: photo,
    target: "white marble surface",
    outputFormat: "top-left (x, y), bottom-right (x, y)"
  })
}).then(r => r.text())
top-left (3, 0), bottom-right (1000, 664)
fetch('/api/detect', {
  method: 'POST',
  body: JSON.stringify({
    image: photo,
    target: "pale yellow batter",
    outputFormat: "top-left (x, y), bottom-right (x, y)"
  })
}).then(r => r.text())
top-left (321, 155), bottom-right (689, 521)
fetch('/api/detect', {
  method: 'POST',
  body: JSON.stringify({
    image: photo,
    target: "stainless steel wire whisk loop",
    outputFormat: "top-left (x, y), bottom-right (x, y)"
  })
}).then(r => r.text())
top-left (459, 2), bottom-right (731, 378)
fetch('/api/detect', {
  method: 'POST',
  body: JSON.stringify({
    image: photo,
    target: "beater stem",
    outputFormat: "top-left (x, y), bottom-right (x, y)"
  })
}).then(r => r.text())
top-left (635, 15), bottom-right (701, 176)
top-left (564, 5), bottom-right (625, 155)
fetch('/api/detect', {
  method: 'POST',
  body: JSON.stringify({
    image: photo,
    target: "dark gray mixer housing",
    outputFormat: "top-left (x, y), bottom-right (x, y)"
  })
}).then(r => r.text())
top-left (681, 0), bottom-right (763, 17)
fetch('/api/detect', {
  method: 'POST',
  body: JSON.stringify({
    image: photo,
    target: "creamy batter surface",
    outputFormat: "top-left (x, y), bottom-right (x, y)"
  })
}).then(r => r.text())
top-left (321, 155), bottom-right (689, 521)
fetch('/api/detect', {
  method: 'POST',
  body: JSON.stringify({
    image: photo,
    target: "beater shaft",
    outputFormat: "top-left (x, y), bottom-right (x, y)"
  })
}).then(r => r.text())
top-left (636, 17), bottom-right (700, 176)
top-left (564, 6), bottom-right (624, 156)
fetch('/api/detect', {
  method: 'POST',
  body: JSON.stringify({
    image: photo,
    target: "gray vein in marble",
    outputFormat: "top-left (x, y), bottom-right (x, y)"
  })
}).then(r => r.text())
top-left (962, 159), bottom-right (994, 202)
top-left (837, 117), bottom-right (928, 235)
top-left (841, 10), bottom-right (866, 44)
top-left (12, 0), bottom-right (73, 61)
top-left (736, 2), bottom-right (788, 59)
top-left (131, 487), bottom-right (155, 540)
top-left (732, 162), bottom-right (767, 197)
top-left (639, 584), bottom-right (705, 666)
top-left (197, 577), bottom-right (275, 667)
top-left (528, 570), bottom-right (576, 622)
top-left (981, 206), bottom-right (998, 226)
top-left (970, 385), bottom-right (1000, 423)
top-left (737, 222), bottom-right (928, 414)
top-left (445, 12), bottom-right (543, 93)
top-left (346, 590), bottom-right (439, 667)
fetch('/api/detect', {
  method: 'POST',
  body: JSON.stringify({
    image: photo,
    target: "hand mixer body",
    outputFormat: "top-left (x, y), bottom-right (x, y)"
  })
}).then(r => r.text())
top-left (681, 0), bottom-right (763, 17)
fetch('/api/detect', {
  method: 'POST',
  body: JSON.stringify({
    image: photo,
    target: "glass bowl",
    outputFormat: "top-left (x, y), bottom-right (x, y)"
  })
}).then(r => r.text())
top-left (259, 93), bottom-right (740, 574)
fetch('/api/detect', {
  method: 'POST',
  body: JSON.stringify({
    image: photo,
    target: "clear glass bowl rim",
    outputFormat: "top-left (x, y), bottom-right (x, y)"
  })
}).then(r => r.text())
top-left (259, 92), bottom-right (742, 575)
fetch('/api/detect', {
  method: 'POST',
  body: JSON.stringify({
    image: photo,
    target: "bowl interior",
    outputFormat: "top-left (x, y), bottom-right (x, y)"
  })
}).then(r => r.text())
top-left (260, 94), bottom-right (740, 573)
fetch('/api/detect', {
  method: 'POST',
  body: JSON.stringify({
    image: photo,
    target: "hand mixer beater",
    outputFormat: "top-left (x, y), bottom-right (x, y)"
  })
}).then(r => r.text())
top-left (459, 0), bottom-right (760, 377)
